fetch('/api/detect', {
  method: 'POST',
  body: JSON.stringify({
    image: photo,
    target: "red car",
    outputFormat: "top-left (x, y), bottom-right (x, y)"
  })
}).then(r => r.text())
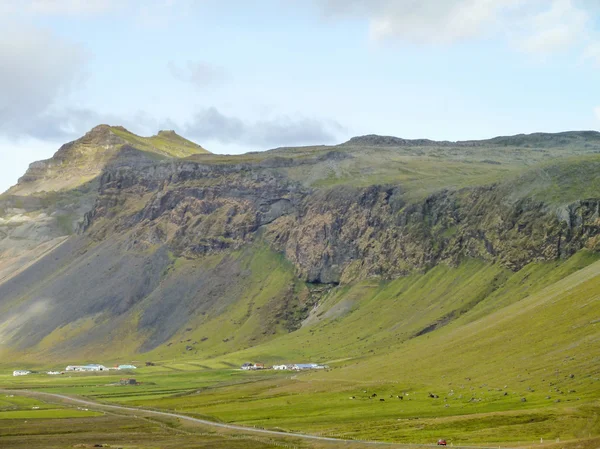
top-left (437, 440), bottom-right (447, 446)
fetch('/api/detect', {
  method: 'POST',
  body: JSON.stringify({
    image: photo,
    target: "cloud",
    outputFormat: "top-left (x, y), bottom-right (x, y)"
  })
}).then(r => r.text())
top-left (0, 23), bottom-right (88, 140)
top-left (168, 61), bottom-right (228, 88)
top-left (26, 0), bottom-right (119, 15)
top-left (318, 0), bottom-right (521, 44)
top-left (519, 0), bottom-right (588, 54)
top-left (10, 107), bottom-right (179, 142)
top-left (584, 42), bottom-right (600, 64)
top-left (183, 107), bottom-right (344, 148)
top-left (315, 0), bottom-right (600, 58)
top-left (0, 0), bottom-right (120, 16)
top-left (2, 0), bottom-right (187, 22)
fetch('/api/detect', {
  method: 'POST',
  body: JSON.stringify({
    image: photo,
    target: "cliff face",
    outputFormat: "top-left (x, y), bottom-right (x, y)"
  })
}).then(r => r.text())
top-left (83, 158), bottom-right (600, 285)
top-left (271, 187), bottom-right (600, 283)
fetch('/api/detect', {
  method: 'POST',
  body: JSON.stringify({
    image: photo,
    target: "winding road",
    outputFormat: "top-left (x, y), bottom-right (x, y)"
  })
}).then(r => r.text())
top-left (0, 389), bottom-right (510, 448)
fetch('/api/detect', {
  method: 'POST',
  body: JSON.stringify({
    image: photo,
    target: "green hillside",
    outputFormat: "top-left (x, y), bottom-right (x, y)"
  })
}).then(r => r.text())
top-left (110, 126), bottom-right (210, 158)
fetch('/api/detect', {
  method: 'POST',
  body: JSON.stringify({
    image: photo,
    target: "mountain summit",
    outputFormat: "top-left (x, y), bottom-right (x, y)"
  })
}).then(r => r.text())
top-left (8, 125), bottom-right (209, 196)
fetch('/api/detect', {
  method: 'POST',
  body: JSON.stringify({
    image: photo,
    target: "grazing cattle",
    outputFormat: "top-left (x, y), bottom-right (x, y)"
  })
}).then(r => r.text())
top-left (397, 395), bottom-right (403, 400)
top-left (349, 396), bottom-right (356, 399)
top-left (371, 393), bottom-right (377, 398)
top-left (380, 398), bottom-right (385, 402)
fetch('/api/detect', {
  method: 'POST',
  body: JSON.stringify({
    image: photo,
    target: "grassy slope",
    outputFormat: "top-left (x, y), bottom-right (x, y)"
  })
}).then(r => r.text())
top-left (13, 243), bottom-right (306, 363)
top-left (111, 127), bottom-right (210, 157)
top-left (122, 252), bottom-right (600, 445)
top-left (144, 244), bottom-right (309, 362)
top-left (281, 146), bottom-right (600, 202)
top-left (2, 250), bottom-right (599, 445)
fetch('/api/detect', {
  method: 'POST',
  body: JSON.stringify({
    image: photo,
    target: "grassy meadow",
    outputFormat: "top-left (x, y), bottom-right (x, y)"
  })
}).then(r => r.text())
top-left (2, 249), bottom-right (599, 448)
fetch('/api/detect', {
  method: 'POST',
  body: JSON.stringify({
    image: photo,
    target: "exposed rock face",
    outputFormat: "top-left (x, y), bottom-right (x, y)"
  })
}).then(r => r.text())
top-left (9, 125), bottom-right (208, 196)
top-left (10, 125), bottom-right (128, 195)
top-left (83, 161), bottom-right (306, 255)
top-left (83, 160), bottom-right (600, 285)
top-left (268, 186), bottom-right (600, 283)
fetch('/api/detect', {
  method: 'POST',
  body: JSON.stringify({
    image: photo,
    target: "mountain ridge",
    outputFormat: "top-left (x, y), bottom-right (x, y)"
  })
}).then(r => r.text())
top-left (1, 125), bottom-right (600, 363)
top-left (342, 130), bottom-right (600, 148)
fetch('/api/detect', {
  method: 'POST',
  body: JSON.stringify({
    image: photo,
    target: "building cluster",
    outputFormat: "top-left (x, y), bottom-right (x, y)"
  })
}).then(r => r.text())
top-left (66, 364), bottom-right (108, 372)
top-left (13, 370), bottom-right (62, 376)
top-left (241, 363), bottom-right (265, 370)
top-left (65, 364), bottom-right (137, 372)
top-left (241, 362), bottom-right (327, 371)
top-left (13, 364), bottom-right (137, 376)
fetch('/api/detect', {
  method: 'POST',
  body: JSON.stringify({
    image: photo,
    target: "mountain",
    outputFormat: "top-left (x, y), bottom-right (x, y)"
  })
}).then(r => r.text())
top-left (0, 127), bottom-right (599, 374)
top-left (8, 125), bottom-right (209, 196)
top-left (0, 125), bottom-right (208, 288)
top-left (343, 130), bottom-right (600, 148)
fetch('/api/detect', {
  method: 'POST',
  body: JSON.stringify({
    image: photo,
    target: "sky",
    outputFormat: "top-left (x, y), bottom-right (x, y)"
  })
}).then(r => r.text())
top-left (1, 0), bottom-right (600, 192)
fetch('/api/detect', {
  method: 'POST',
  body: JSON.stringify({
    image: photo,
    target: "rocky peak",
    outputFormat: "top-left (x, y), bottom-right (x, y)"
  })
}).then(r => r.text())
top-left (32, 125), bottom-right (125, 167)
top-left (157, 130), bottom-right (178, 138)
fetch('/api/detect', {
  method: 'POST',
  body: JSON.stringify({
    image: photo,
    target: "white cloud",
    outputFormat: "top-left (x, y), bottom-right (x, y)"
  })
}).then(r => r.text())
top-left (584, 42), bottom-right (600, 64)
top-left (2, 0), bottom-right (187, 20)
top-left (26, 0), bottom-right (118, 15)
top-left (183, 107), bottom-right (345, 148)
top-left (318, 0), bottom-right (522, 44)
top-left (0, 0), bottom-right (120, 16)
top-left (316, 0), bottom-right (600, 59)
top-left (168, 61), bottom-right (228, 88)
top-left (519, 0), bottom-right (588, 54)
top-left (0, 23), bottom-right (88, 140)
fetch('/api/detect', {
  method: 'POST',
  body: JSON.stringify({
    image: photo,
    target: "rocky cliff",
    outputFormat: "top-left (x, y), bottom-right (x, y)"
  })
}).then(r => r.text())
top-left (82, 157), bottom-right (600, 285)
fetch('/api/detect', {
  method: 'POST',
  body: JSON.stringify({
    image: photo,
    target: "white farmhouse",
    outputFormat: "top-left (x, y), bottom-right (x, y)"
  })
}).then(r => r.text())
top-left (13, 370), bottom-right (31, 376)
top-left (65, 364), bottom-right (107, 372)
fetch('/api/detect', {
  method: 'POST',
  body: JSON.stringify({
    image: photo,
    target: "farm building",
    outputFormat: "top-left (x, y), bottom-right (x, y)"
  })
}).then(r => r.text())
top-left (241, 363), bottom-right (265, 370)
top-left (65, 364), bottom-right (107, 372)
top-left (13, 370), bottom-right (31, 376)
top-left (292, 363), bottom-right (326, 371)
top-left (273, 365), bottom-right (288, 370)
top-left (117, 364), bottom-right (137, 370)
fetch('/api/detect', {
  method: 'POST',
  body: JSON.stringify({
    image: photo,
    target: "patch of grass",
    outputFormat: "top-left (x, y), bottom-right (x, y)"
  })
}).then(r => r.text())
top-left (111, 127), bottom-right (210, 157)
top-left (0, 408), bottom-right (102, 419)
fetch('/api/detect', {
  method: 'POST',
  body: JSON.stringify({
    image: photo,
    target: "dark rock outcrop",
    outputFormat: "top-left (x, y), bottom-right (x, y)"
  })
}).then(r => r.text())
top-left (82, 159), bottom-right (600, 285)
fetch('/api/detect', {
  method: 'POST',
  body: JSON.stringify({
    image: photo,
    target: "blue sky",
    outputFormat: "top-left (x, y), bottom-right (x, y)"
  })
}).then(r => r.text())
top-left (1, 0), bottom-right (600, 192)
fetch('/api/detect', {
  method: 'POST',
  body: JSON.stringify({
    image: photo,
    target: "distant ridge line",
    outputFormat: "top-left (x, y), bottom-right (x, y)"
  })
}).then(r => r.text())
top-left (342, 130), bottom-right (600, 148)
